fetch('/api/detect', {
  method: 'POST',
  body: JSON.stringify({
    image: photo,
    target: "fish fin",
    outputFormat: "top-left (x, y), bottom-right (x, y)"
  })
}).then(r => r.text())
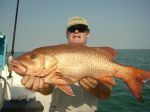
top-left (91, 47), bottom-right (117, 60)
top-left (44, 73), bottom-right (76, 85)
top-left (57, 85), bottom-right (75, 96)
top-left (99, 76), bottom-right (116, 86)
top-left (39, 65), bottom-right (57, 77)
top-left (117, 66), bottom-right (150, 102)
top-left (38, 55), bottom-right (58, 77)
top-left (44, 55), bottom-right (58, 69)
top-left (90, 81), bottom-right (112, 99)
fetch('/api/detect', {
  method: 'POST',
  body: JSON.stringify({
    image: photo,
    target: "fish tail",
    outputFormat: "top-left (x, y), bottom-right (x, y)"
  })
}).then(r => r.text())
top-left (117, 66), bottom-right (150, 102)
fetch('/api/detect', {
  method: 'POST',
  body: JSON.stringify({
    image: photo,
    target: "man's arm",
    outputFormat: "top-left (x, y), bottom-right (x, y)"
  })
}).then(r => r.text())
top-left (21, 76), bottom-right (54, 95)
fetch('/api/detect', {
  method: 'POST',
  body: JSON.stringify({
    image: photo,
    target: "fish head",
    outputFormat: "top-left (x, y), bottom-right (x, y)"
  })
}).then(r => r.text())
top-left (10, 49), bottom-right (58, 77)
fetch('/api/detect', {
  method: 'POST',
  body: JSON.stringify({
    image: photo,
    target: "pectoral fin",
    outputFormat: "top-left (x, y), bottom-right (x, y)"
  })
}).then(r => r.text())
top-left (57, 85), bottom-right (75, 96)
top-left (44, 72), bottom-right (78, 85)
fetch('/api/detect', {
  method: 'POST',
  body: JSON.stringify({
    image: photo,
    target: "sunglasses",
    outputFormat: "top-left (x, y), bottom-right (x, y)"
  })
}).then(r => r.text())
top-left (67, 25), bottom-right (89, 33)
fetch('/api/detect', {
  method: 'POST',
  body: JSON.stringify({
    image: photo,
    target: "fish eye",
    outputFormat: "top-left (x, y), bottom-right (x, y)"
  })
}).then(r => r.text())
top-left (30, 54), bottom-right (36, 59)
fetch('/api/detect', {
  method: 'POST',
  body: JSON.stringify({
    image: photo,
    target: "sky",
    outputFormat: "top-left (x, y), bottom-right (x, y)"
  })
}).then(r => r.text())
top-left (0, 0), bottom-right (150, 51)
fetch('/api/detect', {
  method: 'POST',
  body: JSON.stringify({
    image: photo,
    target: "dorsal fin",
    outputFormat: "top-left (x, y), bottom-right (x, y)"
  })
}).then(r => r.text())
top-left (91, 47), bottom-right (117, 60)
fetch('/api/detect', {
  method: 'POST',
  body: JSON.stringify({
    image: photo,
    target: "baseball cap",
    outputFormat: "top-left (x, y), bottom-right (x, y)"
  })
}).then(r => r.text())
top-left (66, 16), bottom-right (89, 29)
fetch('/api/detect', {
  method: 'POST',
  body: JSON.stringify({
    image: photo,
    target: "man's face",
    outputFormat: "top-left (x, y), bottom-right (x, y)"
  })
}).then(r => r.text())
top-left (66, 25), bottom-right (89, 45)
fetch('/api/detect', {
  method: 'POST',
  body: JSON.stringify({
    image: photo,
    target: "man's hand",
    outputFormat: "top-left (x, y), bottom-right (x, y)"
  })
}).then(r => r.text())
top-left (78, 77), bottom-right (98, 90)
top-left (21, 76), bottom-right (54, 95)
top-left (79, 77), bottom-right (112, 99)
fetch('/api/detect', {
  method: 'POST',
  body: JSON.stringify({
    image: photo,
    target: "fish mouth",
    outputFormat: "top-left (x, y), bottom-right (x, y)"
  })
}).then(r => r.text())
top-left (10, 60), bottom-right (27, 76)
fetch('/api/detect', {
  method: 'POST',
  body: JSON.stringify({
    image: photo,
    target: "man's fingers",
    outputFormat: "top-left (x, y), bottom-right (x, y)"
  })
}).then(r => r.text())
top-left (32, 77), bottom-right (40, 91)
top-left (39, 78), bottom-right (44, 89)
top-left (79, 77), bottom-right (99, 90)
top-left (39, 78), bottom-right (48, 88)
top-left (21, 76), bottom-right (30, 85)
top-left (87, 77), bottom-right (98, 87)
top-left (79, 79), bottom-right (90, 90)
top-left (21, 76), bottom-right (50, 93)
top-left (24, 76), bottom-right (36, 90)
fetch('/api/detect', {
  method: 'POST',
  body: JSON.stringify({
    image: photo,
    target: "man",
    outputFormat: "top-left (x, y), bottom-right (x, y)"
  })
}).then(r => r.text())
top-left (21, 16), bottom-right (111, 112)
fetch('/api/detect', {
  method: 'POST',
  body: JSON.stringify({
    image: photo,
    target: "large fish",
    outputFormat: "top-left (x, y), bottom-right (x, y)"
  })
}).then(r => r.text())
top-left (10, 44), bottom-right (150, 102)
